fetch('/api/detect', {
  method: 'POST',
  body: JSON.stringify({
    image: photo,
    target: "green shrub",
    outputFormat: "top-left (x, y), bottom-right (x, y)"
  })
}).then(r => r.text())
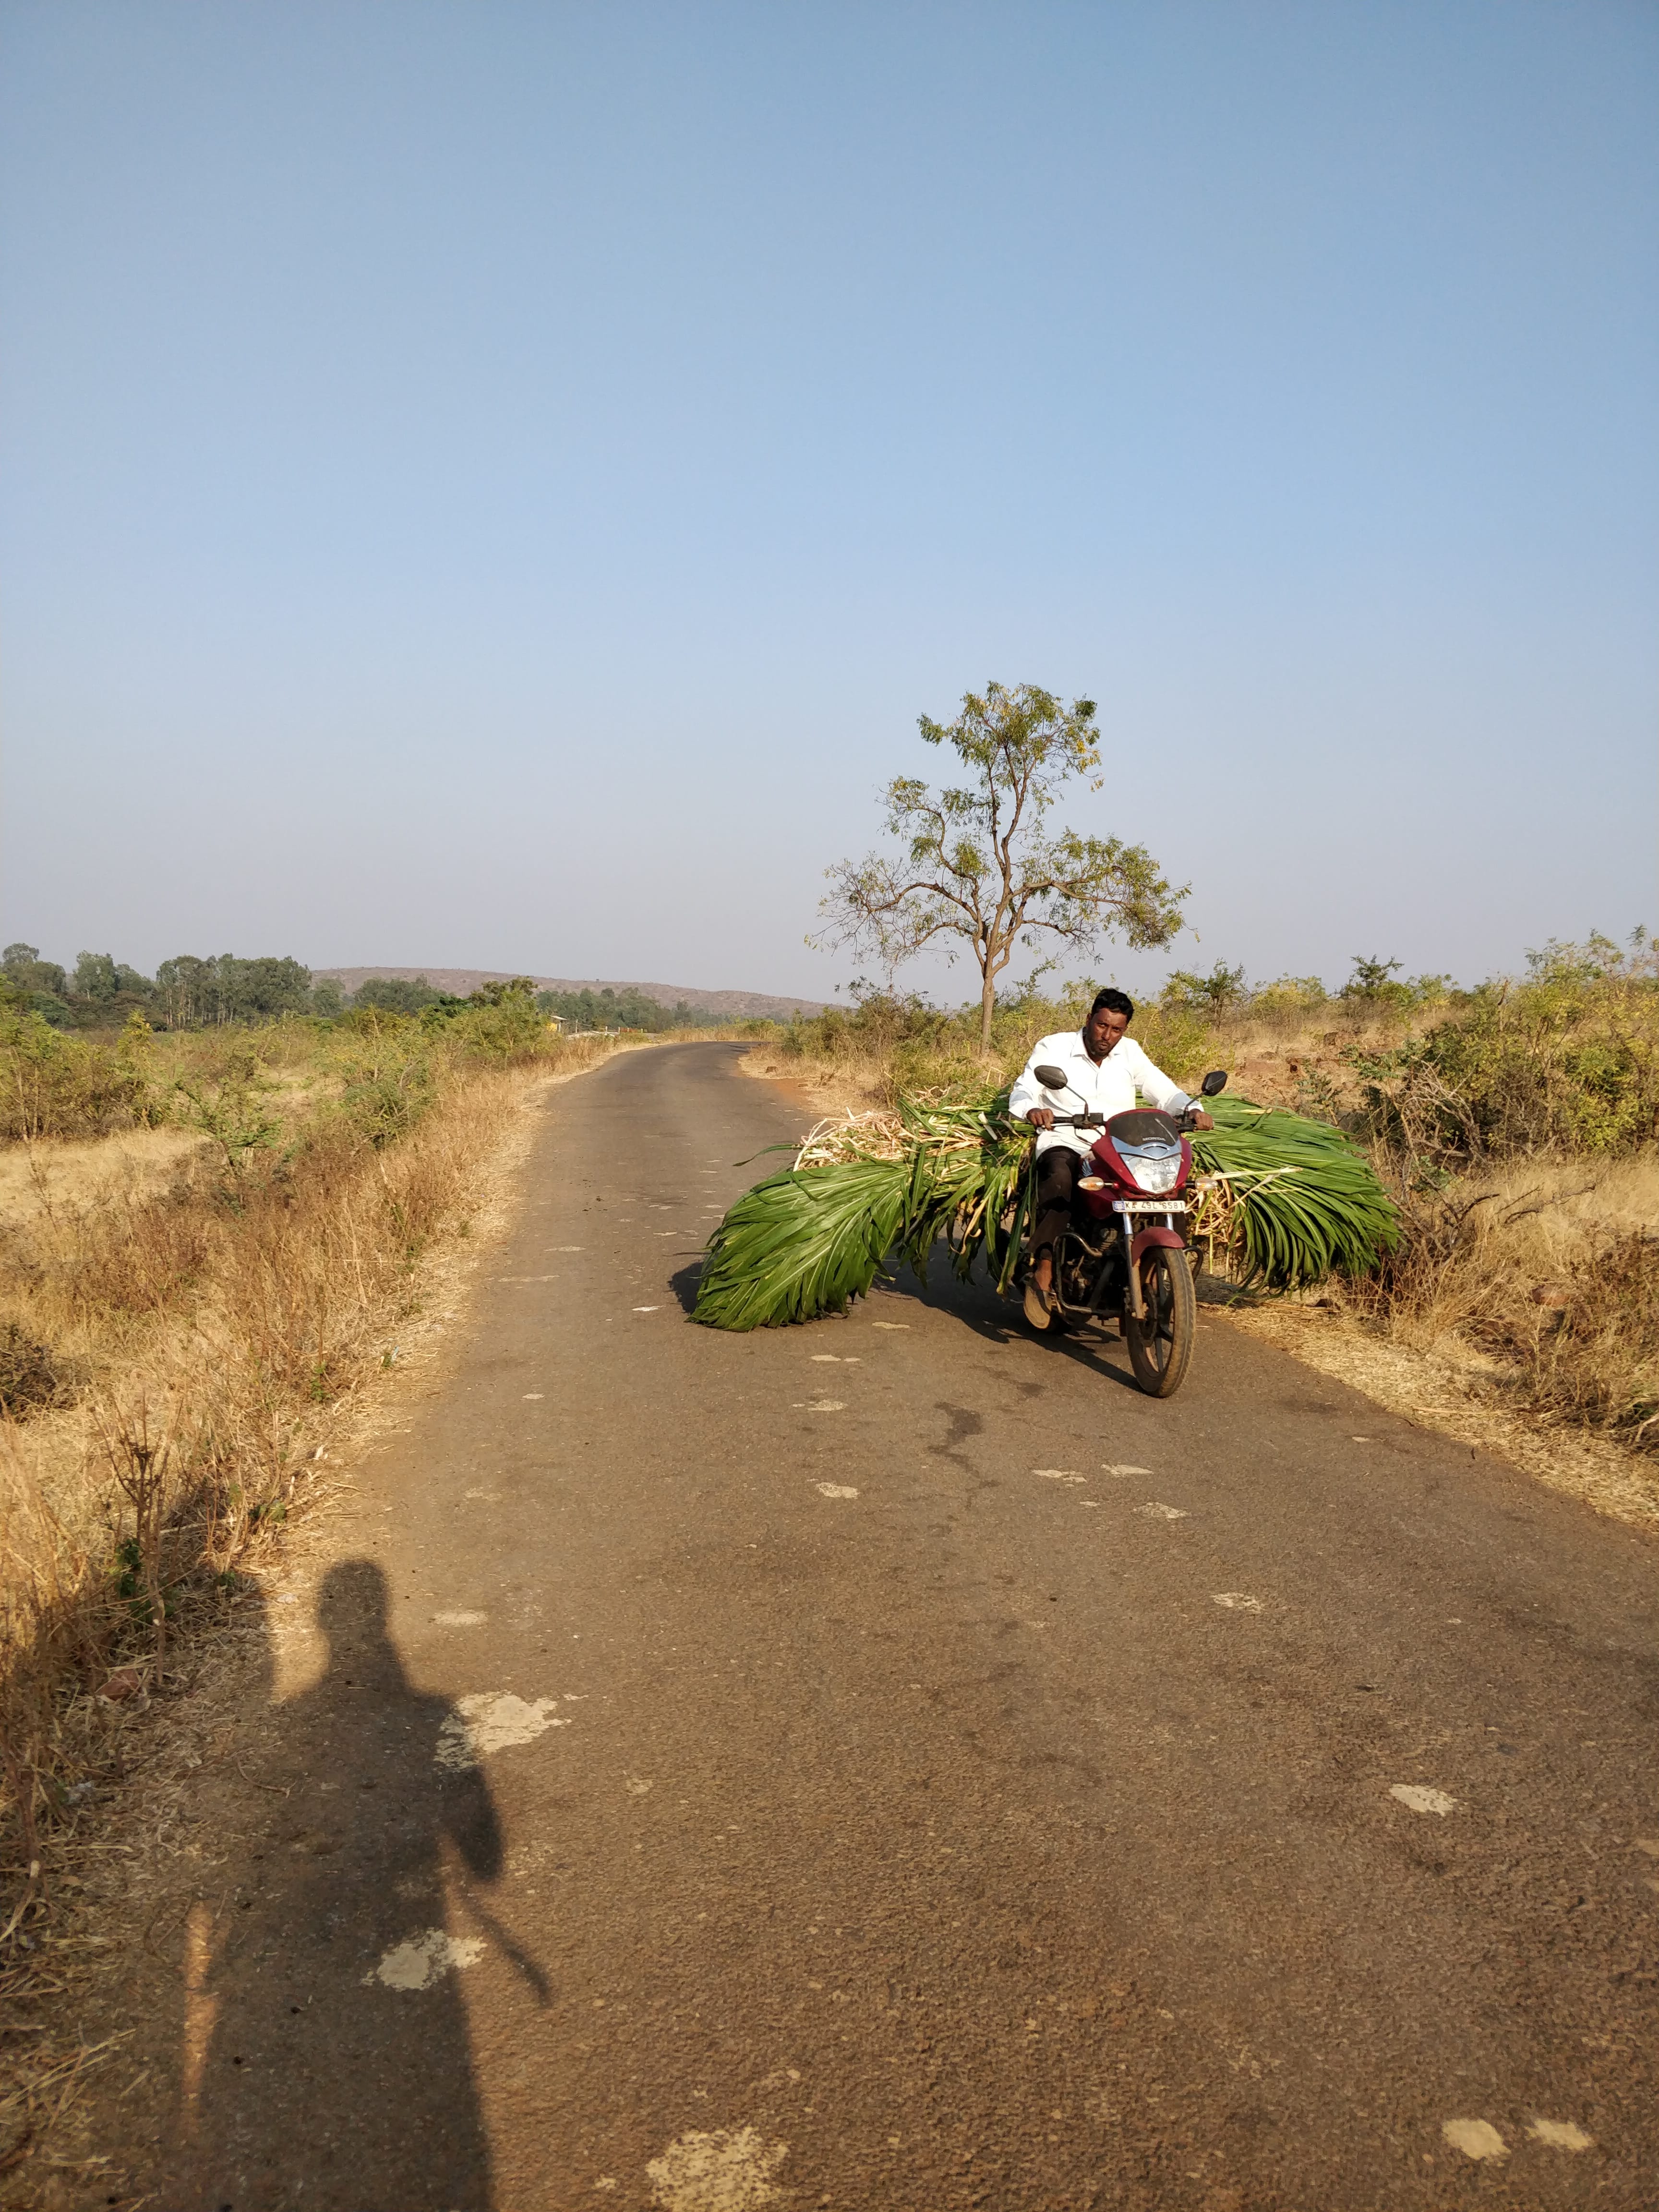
top-left (1350, 936), bottom-right (1659, 1163)
top-left (0, 1007), bottom-right (155, 1139)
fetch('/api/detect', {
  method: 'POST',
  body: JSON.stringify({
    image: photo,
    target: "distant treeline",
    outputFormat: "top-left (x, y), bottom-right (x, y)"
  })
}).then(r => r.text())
top-left (536, 985), bottom-right (711, 1032)
top-left (1, 946), bottom-right (728, 1034)
top-left (1, 945), bottom-right (337, 1029)
top-left (354, 975), bottom-right (716, 1031)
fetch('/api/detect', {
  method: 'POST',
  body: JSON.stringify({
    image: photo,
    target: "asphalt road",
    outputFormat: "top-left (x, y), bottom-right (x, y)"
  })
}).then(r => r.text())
top-left (156, 1042), bottom-right (1659, 2212)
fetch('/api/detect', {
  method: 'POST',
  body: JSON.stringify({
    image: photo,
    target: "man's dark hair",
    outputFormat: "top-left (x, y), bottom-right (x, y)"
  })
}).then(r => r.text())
top-left (1090, 987), bottom-right (1134, 1022)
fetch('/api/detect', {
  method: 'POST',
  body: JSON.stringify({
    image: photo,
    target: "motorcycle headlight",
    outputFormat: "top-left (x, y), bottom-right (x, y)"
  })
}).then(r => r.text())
top-left (1129, 1152), bottom-right (1181, 1195)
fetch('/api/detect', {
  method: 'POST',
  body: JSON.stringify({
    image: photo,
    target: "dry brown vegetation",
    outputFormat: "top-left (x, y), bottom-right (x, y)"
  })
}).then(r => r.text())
top-left (0, 1000), bottom-right (637, 2164)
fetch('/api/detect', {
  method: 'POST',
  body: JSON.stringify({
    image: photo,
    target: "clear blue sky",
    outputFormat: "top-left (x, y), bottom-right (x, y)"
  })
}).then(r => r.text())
top-left (3, 1), bottom-right (1655, 1001)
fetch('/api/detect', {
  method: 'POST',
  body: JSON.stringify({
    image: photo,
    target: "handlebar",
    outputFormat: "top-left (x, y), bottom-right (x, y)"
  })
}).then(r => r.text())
top-left (1028, 1106), bottom-right (1207, 1134)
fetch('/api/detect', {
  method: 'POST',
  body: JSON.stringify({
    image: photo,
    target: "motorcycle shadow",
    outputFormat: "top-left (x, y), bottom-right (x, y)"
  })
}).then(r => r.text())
top-left (880, 1252), bottom-right (1148, 1395)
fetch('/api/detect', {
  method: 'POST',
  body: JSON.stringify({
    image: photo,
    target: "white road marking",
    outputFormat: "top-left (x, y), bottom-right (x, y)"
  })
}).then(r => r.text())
top-left (815, 1482), bottom-right (858, 1499)
top-left (1102, 1464), bottom-right (1151, 1477)
top-left (433, 1611), bottom-right (488, 1627)
top-left (522, 1392), bottom-right (545, 1399)
top-left (811, 1354), bottom-right (842, 1361)
top-left (436, 1693), bottom-right (570, 1770)
top-left (805, 1399), bottom-right (845, 1412)
top-left (1079, 1500), bottom-right (1102, 1508)
top-left (1034, 1468), bottom-right (1086, 1483)
top-left (554, 1245), bottom-right (584, 1250)
top-left (1390, 1784), bottom-right (1457, 1816)
top-left (1213, 1593), bottom-right (1263, 1611)
top-left (463, 1489), bottom-right (501, 1502)
top-left (870, 1322), bottom-right (909, 1330)
top-left (1527, 2118), bottom-right (1593, 2151)
top-left (497, 1275), bottom-right (559, 1283)
top-left (1135, 1502), bottom-right (1189, 1520)
top-left (634, 1306), bottom-right (661, 1313)
top-left (1351, 1435), bottom-right (1372, 1443)
top-left (365, 1929), bottom-right (485, 1991)
top-left (1441, 2119), bottom-right (1506, 2161)
top-left (646, 2126), bottom-right (788, 2211)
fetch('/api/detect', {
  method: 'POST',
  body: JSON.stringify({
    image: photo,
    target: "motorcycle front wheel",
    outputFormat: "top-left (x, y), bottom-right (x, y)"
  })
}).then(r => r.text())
top-left (1125, 1246), bottom-right (1196, 1398)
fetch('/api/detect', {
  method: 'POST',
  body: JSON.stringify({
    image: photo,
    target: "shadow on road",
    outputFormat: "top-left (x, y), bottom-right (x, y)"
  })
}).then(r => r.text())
top-left (165, 1562), bottom-right (507, 2212)
top-left (880, 1252), bottom-right (1148, 1393)
top-left (671, 1227), bottom-right (1159, 1393)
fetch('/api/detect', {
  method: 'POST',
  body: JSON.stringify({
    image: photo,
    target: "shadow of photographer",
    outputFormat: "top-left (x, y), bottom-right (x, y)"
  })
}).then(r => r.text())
top-left (165, 1560), bottom-right (506, 2212)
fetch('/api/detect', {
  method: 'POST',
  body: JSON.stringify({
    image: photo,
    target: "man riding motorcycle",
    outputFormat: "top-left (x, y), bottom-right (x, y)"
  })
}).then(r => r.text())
top-left (1008, 988), bottom-right (1214, 1332)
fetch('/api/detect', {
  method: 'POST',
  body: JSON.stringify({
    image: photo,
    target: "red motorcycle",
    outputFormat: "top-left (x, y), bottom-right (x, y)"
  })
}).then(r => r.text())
top-left (1016, 1063), bottom-right (1228, 1397)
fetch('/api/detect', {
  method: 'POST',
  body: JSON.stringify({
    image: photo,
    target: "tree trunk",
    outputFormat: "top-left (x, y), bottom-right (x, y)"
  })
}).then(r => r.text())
top-left (979, 964), bottom-right (997, 1057)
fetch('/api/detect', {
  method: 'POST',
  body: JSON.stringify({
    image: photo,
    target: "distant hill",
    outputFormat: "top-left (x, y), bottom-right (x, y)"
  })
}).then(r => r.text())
top-left (315, 968), bottom-right (826, 1022)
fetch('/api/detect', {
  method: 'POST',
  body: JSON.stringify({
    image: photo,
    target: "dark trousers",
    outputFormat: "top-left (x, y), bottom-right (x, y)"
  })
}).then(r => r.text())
top-left (1032, 1145), bottom-right (1092, 1260)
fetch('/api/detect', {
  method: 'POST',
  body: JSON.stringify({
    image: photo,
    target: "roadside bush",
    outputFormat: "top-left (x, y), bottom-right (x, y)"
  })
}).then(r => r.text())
top-left (1240, 974), bottom-right (1331, 1039)
top-left (0, 1322), bottom-right (59, 1414)
top-left (1350, 938), bottom-right (1659, 1164)
top-left (1531, 1231), bottom-right (1659, 1446)
top-left (441, 987), bottom-right (549, 1062)
top-left (0, 1007), bottom-right (155, 1140)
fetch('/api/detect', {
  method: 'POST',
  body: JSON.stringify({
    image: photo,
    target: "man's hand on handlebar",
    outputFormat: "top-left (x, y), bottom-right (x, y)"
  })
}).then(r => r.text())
top-left (1185, 1109), bottom-right (1214, 1131)
top-left (1025, 1107), bottom-right (1055, 1131)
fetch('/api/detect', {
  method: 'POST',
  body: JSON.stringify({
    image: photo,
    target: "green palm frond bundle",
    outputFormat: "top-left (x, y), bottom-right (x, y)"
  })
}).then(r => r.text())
top-left (694, 1085), bottom-right (1396, 1330)
top-left (691, 1154), bottom-right (913, 1332)
top-left (1189, 1097), bottom-right (1398, 1291)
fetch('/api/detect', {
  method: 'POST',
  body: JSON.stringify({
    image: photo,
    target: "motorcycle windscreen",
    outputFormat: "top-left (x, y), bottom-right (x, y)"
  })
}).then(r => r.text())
top-left (1100, 1109), bottom-right (1182, 1147)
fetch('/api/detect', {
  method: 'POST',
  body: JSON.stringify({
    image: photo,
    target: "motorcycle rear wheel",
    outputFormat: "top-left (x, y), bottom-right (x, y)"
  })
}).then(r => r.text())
top-left (1125, 1246), bottom-right (1196, 1398)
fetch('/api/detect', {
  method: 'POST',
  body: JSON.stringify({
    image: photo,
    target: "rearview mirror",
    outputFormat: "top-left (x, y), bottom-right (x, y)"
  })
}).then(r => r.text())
top-left (1034, 1064), bottom-right (1068, 1089)
top-left (1200, 1069), bottom-right (1228, 1097)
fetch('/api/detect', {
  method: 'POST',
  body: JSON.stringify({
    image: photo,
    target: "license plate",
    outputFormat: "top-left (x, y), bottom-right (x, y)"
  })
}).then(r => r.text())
top-left (1111, 1200), bottom-right (1188, 1215)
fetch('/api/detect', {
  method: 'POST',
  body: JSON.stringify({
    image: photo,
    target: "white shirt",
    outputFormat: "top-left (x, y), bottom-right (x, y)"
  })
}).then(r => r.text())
top-left (1008, 1030), bottom-right (1193, 1159)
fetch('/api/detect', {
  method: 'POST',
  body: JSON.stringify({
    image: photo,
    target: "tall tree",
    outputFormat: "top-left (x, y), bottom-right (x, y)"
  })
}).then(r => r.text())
top-left (817, 682), bottom-right (1187, 1053)
top-left (3, 944), bottom-right (68, 998)
top-left (73, 951), bottom-right (120, 1000)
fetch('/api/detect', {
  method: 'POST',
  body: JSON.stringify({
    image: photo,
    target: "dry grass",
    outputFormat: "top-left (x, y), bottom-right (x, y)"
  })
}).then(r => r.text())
top-left (1340, 1152), bottom-right (1659, 1455)
top-left (0, 1127), bottom-right (208, 1228)
top-left (738, 1040), bottom-right (889, 1120)
top-left (0, 1020), bottom-right (651, 2194)
top-left (0, 1028), bottom-right (628, 2005)
top-left (1360, 1153), bottom-right (1659, 1346)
